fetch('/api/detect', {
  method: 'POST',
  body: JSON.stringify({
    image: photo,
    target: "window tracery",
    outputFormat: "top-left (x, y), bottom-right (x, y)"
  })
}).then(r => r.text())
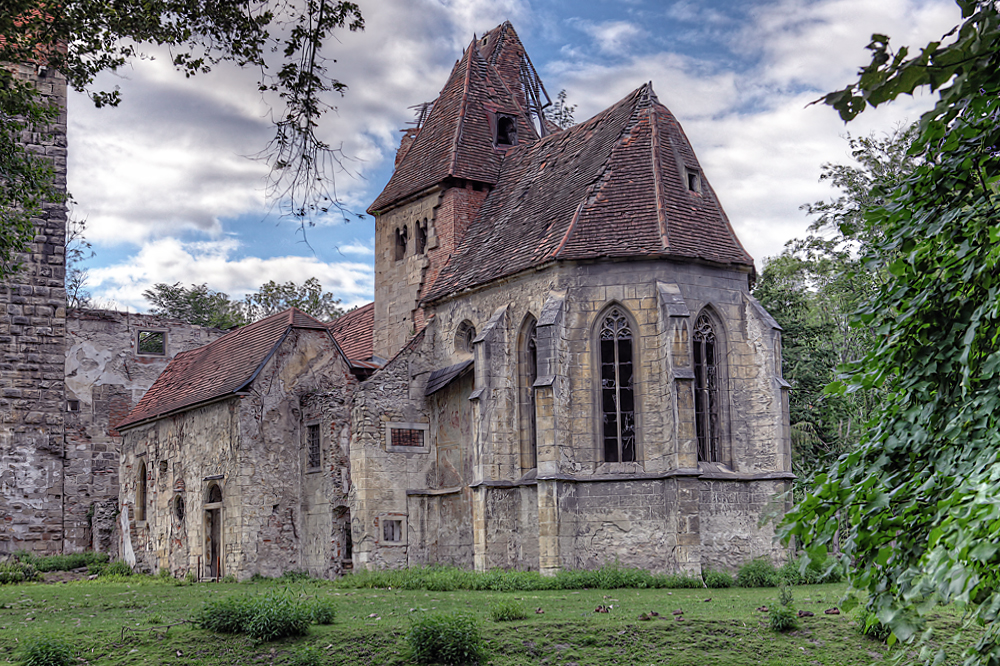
top-left (599, 308), bottom-right (636, 462)
top-left (693, 312), bottom-right (720, 463)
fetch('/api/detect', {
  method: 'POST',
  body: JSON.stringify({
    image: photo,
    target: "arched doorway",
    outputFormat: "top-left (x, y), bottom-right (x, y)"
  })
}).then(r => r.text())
top-left (204, 483), bottom-right (223, 579)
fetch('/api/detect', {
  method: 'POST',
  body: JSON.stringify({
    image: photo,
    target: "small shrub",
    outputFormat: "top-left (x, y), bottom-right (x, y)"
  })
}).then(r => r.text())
top-left (157, 568), bottom-right (172, 581)
top-left (185, 570), bottom-right (198, 584)
top-left (310, 598), bottom-right (337, 625)
top-left (654, 573), bottom-right (704, 589)
top-left (769, 605), bottom-right (798, 632)
top-left (100, 561), bottom-right (133, 577)
top-left (488, 598), bottom-right (527, 622)
top-left (243, 592), bottom-right (311, 641)
top-left (408, 613), bottom-right (485, 665)
top-left (222, 574), bottom-right (237, 584)
top-left (0, 559), bottom-right (38, 584)
top-left (17, 635), bottom-right (74, 666)
top-left (736, 557), bottom-right (778, 588)
top-left (702, 569), bottom-right (733, 589)
top-left (24, 552), bottom-right (109, 573)
top-left (854, 606), bottom-right (892, 642)
top-left (778, 583), bottom-right (794, 608)
top-left (195, 595), bottom-right (254, 634)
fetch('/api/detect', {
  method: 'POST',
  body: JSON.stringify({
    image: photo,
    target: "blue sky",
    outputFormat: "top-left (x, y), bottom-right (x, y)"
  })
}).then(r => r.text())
top-left (67, 0), bottom-right (961, 312)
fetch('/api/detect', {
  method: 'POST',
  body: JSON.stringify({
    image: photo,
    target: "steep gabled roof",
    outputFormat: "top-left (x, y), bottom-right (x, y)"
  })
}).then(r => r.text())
top-left (117, 308), bottom-right (340, 430)
top-left (328, 302), bottom-right (374, 362)
top-left (368, 35), bottom-right (539, 214)
top-left (424, 84), bottom-right (753, 301)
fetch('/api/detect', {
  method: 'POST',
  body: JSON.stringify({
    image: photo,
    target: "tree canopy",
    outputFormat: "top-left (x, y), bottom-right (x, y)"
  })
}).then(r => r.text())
top-left (781, 1), bottom-right (1000, 662)
top-left (0, 0), bottom-right (363, 277)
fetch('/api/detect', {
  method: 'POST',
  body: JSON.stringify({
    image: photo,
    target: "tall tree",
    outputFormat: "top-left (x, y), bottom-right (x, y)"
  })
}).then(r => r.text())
top-left (782, 2), bottom-right (1000, 662)
top-left (243, 277), bottom-right (343, 322)
top-left (143, 283), bottom-right (248, 329)
top-left (0, 0), bottom-right (364, 277)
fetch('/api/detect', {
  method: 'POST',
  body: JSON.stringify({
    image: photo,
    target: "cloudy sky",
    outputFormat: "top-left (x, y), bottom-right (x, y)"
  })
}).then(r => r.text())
top-left (68, 0), bottom-right (961, 312)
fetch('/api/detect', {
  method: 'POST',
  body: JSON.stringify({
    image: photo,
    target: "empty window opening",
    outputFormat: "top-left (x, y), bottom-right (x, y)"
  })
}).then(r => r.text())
top-left (173, 495), bottom-right (185, 521)
top-left (391, 428), bottom-right (424, 448)
top-left (394, 226), bottom-right (408, 261)
top-left (136, 461), bottom-right (147, 521)
top-left (496, 115), bottom-right (518, 146)
top-left (518, 316), bottom-right (539, 470)
top-left (599, 308), bottom-right (636, 463)
top-left (382, 519), bottom-right (402, 542)
top-left (306, 423), bottom-right (321, 469)
top-left (694, 313), bottom-right (721, 463)
top-left (207, 483), bottom-right (223, 504)
top-left (416, 219), bottom-right (428, 254)
top-left (137, 330), bottom-right (166, 355)
top-left (66, 399), bottom-right (79, 412)
top-left (686, 168), bottom-right (702, 193)
top-left (455, 320), bottom-right (476, 354)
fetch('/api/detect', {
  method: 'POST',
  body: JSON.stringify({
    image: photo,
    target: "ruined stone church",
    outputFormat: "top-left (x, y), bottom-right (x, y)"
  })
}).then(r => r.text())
top-left (113, 22), bottom-right (792, 579)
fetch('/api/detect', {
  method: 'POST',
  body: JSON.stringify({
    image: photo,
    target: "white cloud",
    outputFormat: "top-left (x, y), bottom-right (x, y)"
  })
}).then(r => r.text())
top-left (568, 19), bottom-right (647, 56)
top-left (86, 238), bottom-right (373, 311)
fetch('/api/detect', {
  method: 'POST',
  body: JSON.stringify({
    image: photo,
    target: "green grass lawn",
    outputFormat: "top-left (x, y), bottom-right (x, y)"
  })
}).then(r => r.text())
top-left (0, 577), bottom-right (979, 665)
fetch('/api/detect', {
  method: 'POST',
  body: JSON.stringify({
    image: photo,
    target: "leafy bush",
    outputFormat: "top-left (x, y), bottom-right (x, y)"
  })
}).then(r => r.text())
top-left (779, 555), bottom-right (844, 585)
top-left (703, 569), bottom-right (733, 589)
top-left (407, 613), bottom-right (485, 665)
top-left (309, 598), bottom-right (337, 625)
top-left (653, 573), bottom-right (705, 589)
top-left (736, 557), bottom-right (778, 588)
top-left (195, 590), bottom-right (317, 641)
top-left (488, 598), bottom-right (527, 622)
top-left (854, 606), bottom-right (892, 642)
top-left (15, 551), bottom-right (108, 573)
top-left (0, 559), bottom-right (38, 584)
top-left (17, 635), bottom-right (74, 666)
top-left (195, 594), bottom-right (255, 634)
top-left (769, 604), bottom-right (798, 632)
top-left (100, 561), bottom-right (133, 577)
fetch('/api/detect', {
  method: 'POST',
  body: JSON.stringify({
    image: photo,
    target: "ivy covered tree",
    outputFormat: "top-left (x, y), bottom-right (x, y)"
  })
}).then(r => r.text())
top-left (0, 0), bottom-right (364, 278)
top-left (782, 1), bottom-right (1000, 662)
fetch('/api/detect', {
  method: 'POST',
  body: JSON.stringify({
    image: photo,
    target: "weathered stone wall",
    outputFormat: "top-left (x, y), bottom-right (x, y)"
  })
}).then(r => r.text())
top-left (121, 327), bottom-right (355, 579)
top-left (354, 256), bottom-right (791, 574)
top-left (63, 309), bottom-right (224, 553)
top-left (0, 64), bottom-right (68, 555)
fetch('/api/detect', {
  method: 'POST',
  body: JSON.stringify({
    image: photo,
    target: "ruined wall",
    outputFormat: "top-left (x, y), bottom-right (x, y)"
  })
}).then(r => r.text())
top-left (121, 327), bottom-right (355, 579)
top-left (354, 257), bottom-right (790, 574)
top-left (63, 309), bottom-right (224, 553)
top-left (0, 64), bottom-right (67, 555)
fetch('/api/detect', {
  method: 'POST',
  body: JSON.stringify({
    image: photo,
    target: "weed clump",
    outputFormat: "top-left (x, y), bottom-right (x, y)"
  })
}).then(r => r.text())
top-left (736, 557), bottom-right (779, 588)
top-left (488, 598), bottom-right (527, 622)
top-left (195, 590), bottom-right (322, 641)
top-left (14, 551), bottom-right (108, 573)
top-left (702, 569), bottom-right (733, 588)
top-left (0, 558), bottom-right (38, 584)
top-left (769, 583), bottom-right (798, 632)
top-left (407, 613), bottom-right (485, 665)
top-left (17, 635), bottom-right (74, 666)
top-left (100, 561), bottom-right (133, 578)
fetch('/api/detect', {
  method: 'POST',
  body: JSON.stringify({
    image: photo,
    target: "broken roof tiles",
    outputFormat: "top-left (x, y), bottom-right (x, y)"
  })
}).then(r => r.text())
top-left (423, 83), bottom-right (753, 302)
top-left (117, 308), bottom-right (340, 430)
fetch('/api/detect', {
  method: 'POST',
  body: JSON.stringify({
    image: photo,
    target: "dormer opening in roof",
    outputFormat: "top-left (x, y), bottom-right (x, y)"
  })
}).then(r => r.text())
top-left (685, 167), bottom-right (702, 194)
top-left (496, 114), bottom-right (518, 147)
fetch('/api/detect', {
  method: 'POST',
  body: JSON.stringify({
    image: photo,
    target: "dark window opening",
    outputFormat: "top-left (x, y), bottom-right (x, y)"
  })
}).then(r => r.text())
top-left (394, 226), bottom-right (408, 261)
top-left (382, 519), bottom-right (402, 542)
top-left (207, 483), bottom-right (223, 504)
top-left (496, 115), bottom-right (518, 146)
top-left (173, 495), bottom-right (185, 521)
top-left (344, 523), bottom-right (353, 559)
top-left (416, 219), bottom-right (428, 254)
top-left (136, 461), bottom-right (147, 521)
top-left (391, 428), bottom-right (424, 447)
top-left (137, 330), bottom-right (166, 355)
top-left (456, 321), bottom-right (476, 353)
top-left (472, 182), bottom-right (485, 192)
top-left (66, 399), bottom-right (79, 412)
top-left (686, 168), bottom-right (702, 193)
top-left (694, 313), bottom-right (720, 462)
top-left (600, 308), bottom-right (636, 463)
top-left (307, 423), bottom-right (321, 469)
top-left (519, 317), bottom-right (538, 469)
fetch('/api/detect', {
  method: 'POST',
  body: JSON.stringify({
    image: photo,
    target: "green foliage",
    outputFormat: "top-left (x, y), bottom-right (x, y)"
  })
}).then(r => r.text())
top-left (195, 590), bottom-right (321, 641)
top-left (185, 570), bottom-right (198, 584)
top-left (288, 646), bottom-right (325, 666)
top-left (783, 3), bottom-right (1000, 663)
top-left (702, 569), bottom-right (733, 589)
top-left (0, 559), bottom-right (38, 584)
top-left (854, 606), bottom-right (892, 642)
top-left (736, 558), bottom-right (778, 588)
top-left (549, 89), bottom-right (577, 129)
top-left (769, 604), bottom-right (798, 633)
top-left (407, 613), bottom-right (485, 665)
top-left (778, 555), bottom-right (843, 586)
top-left (488, 598), bottom-right (528, 622)
top-left (309, 598), bottom-right (337, 625)
top-left (279, 569), bottom-right (314, 583)
top-left (243, 279), bottom-right (343, 322)
top-left (16, 635), bottom-right (74, 666)
top-left (100, 561), bottom-right (133, 578)
top-left (195, 594), bottom-right (256, 634)
top-left (143, 283), bottom-right (248, 329)
top-left (16, 551), bottom-right (109, 573)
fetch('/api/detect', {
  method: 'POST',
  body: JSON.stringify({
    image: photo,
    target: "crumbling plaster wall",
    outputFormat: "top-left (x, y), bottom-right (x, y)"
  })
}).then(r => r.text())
top-left (63, 309), bottom-right (224, 554)
top-left (0, 64), bottom-right (67, 555)
top-left (121, 328), bottom-right (354, 579)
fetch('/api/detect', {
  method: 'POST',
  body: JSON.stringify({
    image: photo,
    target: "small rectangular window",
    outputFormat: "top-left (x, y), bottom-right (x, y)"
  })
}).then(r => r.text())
top-left (382, 519), bottom-right (402, 542)
top-left (307, 424), bottom-right (321, 469)
top-left (391, 428), bottom-right (424, 448)
top-left (66, 399), bottom-right (80, 412)
top-left (685, 167), bottom-right (702, 193)
top-left (137, 330), bottom-right (166, 355)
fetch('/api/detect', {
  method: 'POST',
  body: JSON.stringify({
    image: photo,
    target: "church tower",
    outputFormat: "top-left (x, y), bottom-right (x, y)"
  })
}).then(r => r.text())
top-left (367, 22), bottom-right (551, 360)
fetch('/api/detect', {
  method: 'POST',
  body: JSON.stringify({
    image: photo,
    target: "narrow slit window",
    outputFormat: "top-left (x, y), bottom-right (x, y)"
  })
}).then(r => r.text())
top-left (694, 313), bottom-right (721, 462)
top-left (136, 460), bottom-right (147, 521)
top-left (599, 308), bottom-right (636, 463)
top-left (416, 219), bottom-right (428, 254)
top-left (306, 423), bottom-right (321, 469)
top-left (395, 226), bottom-right (408, 261)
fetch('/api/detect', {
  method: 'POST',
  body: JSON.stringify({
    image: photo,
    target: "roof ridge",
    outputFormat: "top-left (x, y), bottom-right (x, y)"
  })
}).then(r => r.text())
top-left (448, 39), bottom-right (477, 176)
top-left (647, 84), bottom-right (670, 251)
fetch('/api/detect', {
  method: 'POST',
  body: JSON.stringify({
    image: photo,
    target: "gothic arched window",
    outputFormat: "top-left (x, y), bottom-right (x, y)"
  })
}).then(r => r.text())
top-left (136, 460), bottom-right (147, 521)
top-left (599, 307), bottom-right (636, 462)
top-left (518, 315), bottom-right (538, 470)
top-left (693, 312), bottom-right (721, 463)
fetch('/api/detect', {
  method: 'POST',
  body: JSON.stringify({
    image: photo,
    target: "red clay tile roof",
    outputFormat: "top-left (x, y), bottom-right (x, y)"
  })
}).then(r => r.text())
top-left (368, 29), bottom-right (539, 214)
top-left (423, 84), bottom-right (753, 302)
top-left (328, 302), bottom-right (374, 362)
top-left (117, 308), bottom-right (339, 430)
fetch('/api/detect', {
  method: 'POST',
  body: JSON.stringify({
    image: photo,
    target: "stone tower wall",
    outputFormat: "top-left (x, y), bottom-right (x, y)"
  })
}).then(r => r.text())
top-left (0, 63), bottom-right (68, 555)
